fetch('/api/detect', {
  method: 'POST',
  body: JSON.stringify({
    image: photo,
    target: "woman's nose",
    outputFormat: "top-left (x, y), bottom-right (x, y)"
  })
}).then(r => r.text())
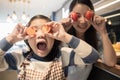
top-left (79, 16), bottom-right (87, 23)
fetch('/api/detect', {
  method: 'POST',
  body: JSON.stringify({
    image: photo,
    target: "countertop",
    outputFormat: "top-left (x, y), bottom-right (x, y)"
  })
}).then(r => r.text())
top-left (94, 61), bottom-right (120, 78)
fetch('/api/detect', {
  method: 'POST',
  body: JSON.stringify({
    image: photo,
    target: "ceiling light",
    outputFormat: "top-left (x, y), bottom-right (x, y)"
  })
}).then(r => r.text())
top-left (6, 14), bottom-right (13, 23)
top-left (108, 20), bottom-right (112, 25)
top-left (22, 12), bottom-right (27, 20)
top-left (12, 11), bottom-right (17, 20)
top-left (7, 0), bottom-right (30, 23)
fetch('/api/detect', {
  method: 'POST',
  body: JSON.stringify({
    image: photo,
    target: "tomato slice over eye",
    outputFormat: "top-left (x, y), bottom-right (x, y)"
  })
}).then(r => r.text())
top-left (85, 10), bottom-right (94, 20)
top-left (26, 26), bottom-right (36, 36)
top-left (42, 25), bottom-right (51, 33)
top-left (70, 12), bottom-right (78, 22)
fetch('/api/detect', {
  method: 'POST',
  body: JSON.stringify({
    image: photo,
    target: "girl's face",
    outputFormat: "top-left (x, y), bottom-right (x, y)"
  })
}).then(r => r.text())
top-left (28, 19), bottom-right (54, 57)
top-left (72, 3), bottom-right (92, 33)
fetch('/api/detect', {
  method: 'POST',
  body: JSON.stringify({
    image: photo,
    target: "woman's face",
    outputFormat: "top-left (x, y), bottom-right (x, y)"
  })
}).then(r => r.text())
top-left (28, 19), bottom-right (54, 57)
top-left (72, 3), bottom-right (92, 33)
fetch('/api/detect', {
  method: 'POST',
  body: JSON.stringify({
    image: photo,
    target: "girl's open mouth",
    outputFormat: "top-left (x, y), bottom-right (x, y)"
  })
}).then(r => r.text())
top-left (37, 42), bottom-right (47, 50)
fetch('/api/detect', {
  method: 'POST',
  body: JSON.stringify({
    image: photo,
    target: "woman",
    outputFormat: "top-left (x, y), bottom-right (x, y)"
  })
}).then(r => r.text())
top-left (0, 15), bottom-right (100, 80)
top-left (60, 0), bottom-right (116, 67)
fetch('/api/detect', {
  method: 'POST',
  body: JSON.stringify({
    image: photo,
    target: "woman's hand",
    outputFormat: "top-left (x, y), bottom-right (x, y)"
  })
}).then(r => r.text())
top-left (60, 18), bottom-right (72, 31)
top-left (91, 15), bottom-right (107, 35)
top-left (91, 15), bottom-right (117, 66)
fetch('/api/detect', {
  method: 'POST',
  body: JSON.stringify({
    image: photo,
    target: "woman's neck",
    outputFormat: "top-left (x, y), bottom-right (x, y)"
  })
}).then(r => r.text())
top-left (76, 31), bottom-right (85, 40)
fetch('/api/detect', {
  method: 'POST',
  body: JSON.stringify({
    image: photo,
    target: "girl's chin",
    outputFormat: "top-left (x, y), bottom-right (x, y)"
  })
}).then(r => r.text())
top-left (37, 50), bottom-right (48, 57)
top-left (37, 53), bottom-right (47, 57)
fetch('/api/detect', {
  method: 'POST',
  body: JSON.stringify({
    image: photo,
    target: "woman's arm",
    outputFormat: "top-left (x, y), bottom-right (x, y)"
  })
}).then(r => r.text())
top-left (100, 32), bottom-right (116, 66)
top-left (91, 15), bottom-right (117, 67)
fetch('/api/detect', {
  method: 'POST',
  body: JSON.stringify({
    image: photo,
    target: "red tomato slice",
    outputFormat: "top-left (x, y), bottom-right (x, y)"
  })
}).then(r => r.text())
top-left (26, 26), bottom-right (36, 36)
top-left (85, 10), bottom-right (94, 20)
top-left (42, 25), bottom-right (51, 33)
top-left (70, 12), bottom-right (78, 22)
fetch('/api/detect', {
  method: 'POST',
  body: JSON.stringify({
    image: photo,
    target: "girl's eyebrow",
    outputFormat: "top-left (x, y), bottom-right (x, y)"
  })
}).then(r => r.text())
top-left (29, 26), bottom-right (37, 29)
top-left (31, 25), bottom-right (41, 28)
top-left (31, 25), bottom-right (44, 29)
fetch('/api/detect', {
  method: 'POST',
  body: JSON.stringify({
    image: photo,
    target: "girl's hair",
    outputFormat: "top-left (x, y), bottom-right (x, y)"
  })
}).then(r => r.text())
top-left (68, 0), bottom-right (98, 50)
top-left (27, 15), bottom-right (51, 27)
top-left (25, 15), bottom-right (61, 61)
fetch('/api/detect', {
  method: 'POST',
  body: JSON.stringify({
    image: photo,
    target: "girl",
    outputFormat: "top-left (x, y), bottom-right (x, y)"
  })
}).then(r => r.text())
top-left (0, 15), bottom-right (100, 80)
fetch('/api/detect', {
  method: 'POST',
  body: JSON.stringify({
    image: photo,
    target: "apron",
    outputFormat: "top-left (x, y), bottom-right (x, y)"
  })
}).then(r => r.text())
top-left (18, 58), bottom-right (65, 80)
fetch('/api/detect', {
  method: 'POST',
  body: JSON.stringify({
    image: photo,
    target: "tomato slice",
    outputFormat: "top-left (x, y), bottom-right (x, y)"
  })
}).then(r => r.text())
top-left (26, 26), bottom-right (36, 36)
top-left (42, 25), bottom-right (51, 33)
top-left (85, 10), bottom-right (94, 20)
top-left (70, 12), bottom-right (78, 22)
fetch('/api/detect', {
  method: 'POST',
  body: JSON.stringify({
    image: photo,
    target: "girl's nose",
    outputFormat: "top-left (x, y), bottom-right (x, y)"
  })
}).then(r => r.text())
top-left (36, 29), bottom-right (45, 38)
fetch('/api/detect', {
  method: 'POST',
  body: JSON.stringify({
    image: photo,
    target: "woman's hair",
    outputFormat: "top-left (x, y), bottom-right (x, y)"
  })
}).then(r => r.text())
top-left (68, 0), bottom-right (98, 50)
top-left (69, 0), bottom-right (94, 12)
top-left (25, 15), bottom-right (61, 61)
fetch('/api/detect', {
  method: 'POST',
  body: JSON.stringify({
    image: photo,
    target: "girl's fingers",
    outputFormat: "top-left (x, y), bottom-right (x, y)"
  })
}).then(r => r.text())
top-left (23, 27), bottom-right (27, 34)
top-left (16, 23), bottom-right (25, 33)
top-left (45, 33), bottom-right (54, 38)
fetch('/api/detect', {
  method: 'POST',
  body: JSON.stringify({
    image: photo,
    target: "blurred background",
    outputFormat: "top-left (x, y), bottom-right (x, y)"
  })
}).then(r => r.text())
top-left (0, 0), bottom-right (120, 79)
top-left (0, 0), bottom-right (120, 41)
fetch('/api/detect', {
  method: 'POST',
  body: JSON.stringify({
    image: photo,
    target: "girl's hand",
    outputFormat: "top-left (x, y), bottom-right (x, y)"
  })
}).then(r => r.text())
top-left (6, 23), bottom-right (29, 44)
top-left (45, 21), bottom-right (72, 43)
top-left (91, 15), bottom-right (107, 35)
